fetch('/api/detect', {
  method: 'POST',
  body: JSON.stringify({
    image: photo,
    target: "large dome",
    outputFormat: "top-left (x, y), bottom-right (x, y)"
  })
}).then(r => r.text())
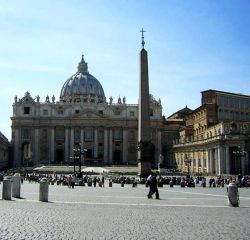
top-left (60, 55), bottom-right (105, 103)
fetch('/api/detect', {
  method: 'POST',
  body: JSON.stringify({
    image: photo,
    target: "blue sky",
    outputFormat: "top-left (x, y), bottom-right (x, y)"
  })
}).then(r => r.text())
top-left (0, 0), bottom-right (250, 140)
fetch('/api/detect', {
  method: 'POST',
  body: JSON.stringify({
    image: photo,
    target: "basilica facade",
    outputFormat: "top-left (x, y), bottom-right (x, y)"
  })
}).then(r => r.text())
top-left (11, 55), bottom-right (163, 168)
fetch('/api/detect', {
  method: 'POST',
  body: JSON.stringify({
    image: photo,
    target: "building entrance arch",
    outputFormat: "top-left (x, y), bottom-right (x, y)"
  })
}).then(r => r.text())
top-left (56, 149), bottom-right (64, 163)
top-left (113, 150), bottom-right (121, 164)
top-left (21, 142), bottom-right (32, 167)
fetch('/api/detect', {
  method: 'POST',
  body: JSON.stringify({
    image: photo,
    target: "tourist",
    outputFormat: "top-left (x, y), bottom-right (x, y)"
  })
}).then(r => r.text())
top-left (146, 171), bottom-right (154, 199)
top-left (71, 174), bottom-right (76, 188)
top-left (101, 175), bottom-right (105, 187)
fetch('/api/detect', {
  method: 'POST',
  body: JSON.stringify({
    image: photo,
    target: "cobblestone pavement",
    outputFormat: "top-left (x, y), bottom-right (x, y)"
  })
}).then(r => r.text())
top-left (1, 182), bottom-right (250, 240)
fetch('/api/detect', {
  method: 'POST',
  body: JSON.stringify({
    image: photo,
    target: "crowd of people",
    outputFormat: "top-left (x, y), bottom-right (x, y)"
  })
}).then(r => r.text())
top-left (19, 173), bottom-right (106, 188)
top-left (1, 170), bottom-right (250, 190)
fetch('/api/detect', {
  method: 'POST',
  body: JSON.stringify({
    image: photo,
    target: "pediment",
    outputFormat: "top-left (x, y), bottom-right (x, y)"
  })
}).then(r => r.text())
top-left (73, 110), bottom-right (107, 119)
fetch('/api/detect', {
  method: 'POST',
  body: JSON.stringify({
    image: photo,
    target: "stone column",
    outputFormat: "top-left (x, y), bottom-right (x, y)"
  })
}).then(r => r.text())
top-left (208, 149), bottom-right (213, 175)
top-left (104, 128), bottom-right (108, 164)
top-left (109, 128), bottom-right (113, 164)
top-left (157, 130), bottom-right (162, 167)
top-left (122, 128), bottom-right (128, 164)
top-left (34, 128), bottom-right (39, 166)
top-left (214, 148), bottom-right (218, 175)
top-left (70, 128), bottom-right (74, 159)
top-left (206, 150), bottom-right (210, 173)
top-left (225, 146), bottom-right (230, 174)
top-left (94, 128), bottom-right (98, 158)
top-left (13, 128), bottom-right (20, 168)
top-left (64, 128), bottom-right (69, 162)
top-left (50, 128), bottom-right (55, 164)
top-left (217, 146), bottom-right (223, 175)
top-left (195, 152), bottom-right (199, 174)
top-left (201, 151), bottom-right (204, 173)
top-left (212, 149), bottom-right (215, 174)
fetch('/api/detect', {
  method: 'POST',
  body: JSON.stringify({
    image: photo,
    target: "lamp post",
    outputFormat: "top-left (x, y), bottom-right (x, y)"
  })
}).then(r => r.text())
top-left (73, 147), bottom-right (79, 174)
top-left (184, 154), bottom-right (192, 179)
top-left (73, 143), bottom-right (88, 175)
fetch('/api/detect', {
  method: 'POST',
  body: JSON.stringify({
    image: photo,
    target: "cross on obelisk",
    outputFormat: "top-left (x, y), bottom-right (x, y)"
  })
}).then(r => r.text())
top-left (138, 28), bottom-right (154, 177)
top-left (140, 28), bottom-right (146, 48)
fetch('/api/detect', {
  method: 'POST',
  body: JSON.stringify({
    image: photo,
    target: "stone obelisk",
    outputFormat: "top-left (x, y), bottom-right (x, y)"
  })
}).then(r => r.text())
top-left (138, 28), bottom-right (153, 177)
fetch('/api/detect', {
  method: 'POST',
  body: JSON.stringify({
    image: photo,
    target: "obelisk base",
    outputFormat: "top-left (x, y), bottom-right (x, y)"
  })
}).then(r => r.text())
top-left (138, 160), bottom-right (151, 178)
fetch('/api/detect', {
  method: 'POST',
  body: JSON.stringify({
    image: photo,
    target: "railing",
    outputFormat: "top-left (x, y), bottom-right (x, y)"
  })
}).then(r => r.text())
top-left (173, 135), bottom-right (225, 147)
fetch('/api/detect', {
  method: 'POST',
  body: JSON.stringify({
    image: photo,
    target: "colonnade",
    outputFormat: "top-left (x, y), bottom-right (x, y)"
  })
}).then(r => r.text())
top-left (178, 145), bottom-right (249, 175)
top-left (13, 126), bottom-right (162, 168)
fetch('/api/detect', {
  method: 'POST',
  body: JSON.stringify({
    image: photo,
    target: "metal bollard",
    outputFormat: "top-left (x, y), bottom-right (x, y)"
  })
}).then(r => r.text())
top-left (39, 178), bottom-right (49, 202)
top-left (12, 173), bottom-right (21, 198)
top-left (109, 180), bottom-right (112, 187)
top-left (2, 176), bottom-right (12, 200)
top-left (121, 181), bottom-right (124, 187)
top-left (228, 182), bottom-right (239, 207)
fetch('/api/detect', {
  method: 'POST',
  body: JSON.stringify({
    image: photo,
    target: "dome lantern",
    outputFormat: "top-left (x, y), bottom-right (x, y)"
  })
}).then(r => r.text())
top-left (78, 54), bottom-right (88, 73)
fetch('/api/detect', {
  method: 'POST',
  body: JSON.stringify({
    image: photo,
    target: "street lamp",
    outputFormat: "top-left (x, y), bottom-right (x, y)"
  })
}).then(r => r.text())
top-left (184, 154), bottom-right (192, 178)
top-left (73, 143), bottom-right (88, 175)
top-left (232, 146), bottom-right (246, 178)
top-left (73, 147), bottom-right (79, 174)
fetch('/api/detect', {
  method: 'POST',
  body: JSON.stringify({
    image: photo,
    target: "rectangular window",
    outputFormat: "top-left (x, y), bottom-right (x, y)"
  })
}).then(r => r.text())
top-left (43, 109), bottom-right (48, 115)
top-left (57, 109), bottom-right (63, 115)
top-left (55, 127), bottom-right (65, 140)
top-left (113, 129), bottom-right (122, 141)
top-left (24, 107), bottom-right (30, 115)
top-left (114, 110), bottom-right (121, 115)
top-left (22, 128), bottom-right (30, 139)
top-left (98, 110), bottom-right (103, 115)
top-left (235, 111), bottom-right (239, 120)
top-left (84, 128), bottom-right (93, 141)
top-left (217, 96), bottom-right (223, 106)
top-left (98, 130), bottom-right (104, 139)
top-left (130, 111), bottom-right (135, 117)
top-left (150, 109), bottom-right (153, 117)
top-left (246, 113), bottom-right (250, 121)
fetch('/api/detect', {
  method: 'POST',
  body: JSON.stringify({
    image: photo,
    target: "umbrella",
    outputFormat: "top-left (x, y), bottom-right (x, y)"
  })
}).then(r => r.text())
top-left (81, 167), bottom-right (109, 174)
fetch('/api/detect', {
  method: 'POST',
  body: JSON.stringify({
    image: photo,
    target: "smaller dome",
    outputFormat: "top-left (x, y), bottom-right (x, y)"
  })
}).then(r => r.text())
top-left (60, 55), bottom-right (105, 103)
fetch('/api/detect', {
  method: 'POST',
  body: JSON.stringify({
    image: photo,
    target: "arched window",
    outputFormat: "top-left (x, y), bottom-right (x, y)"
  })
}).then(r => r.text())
top-left (74, 128), bottom-right (81, 141)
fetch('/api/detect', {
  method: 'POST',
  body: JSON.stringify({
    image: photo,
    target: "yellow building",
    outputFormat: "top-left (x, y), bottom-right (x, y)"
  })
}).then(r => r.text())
top-left (173, 90), bottom-right (250, 175)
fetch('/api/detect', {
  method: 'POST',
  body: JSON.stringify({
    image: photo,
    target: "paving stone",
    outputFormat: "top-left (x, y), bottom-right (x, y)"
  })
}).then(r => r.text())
top-left (0, 182), bottom-right (250, 239)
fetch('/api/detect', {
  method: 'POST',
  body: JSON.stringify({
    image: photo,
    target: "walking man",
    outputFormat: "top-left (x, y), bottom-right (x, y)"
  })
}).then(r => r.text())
top-left (147, 172), bottom-right (153, 198)
top-left (147, 172), bottom-right (159, 199)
